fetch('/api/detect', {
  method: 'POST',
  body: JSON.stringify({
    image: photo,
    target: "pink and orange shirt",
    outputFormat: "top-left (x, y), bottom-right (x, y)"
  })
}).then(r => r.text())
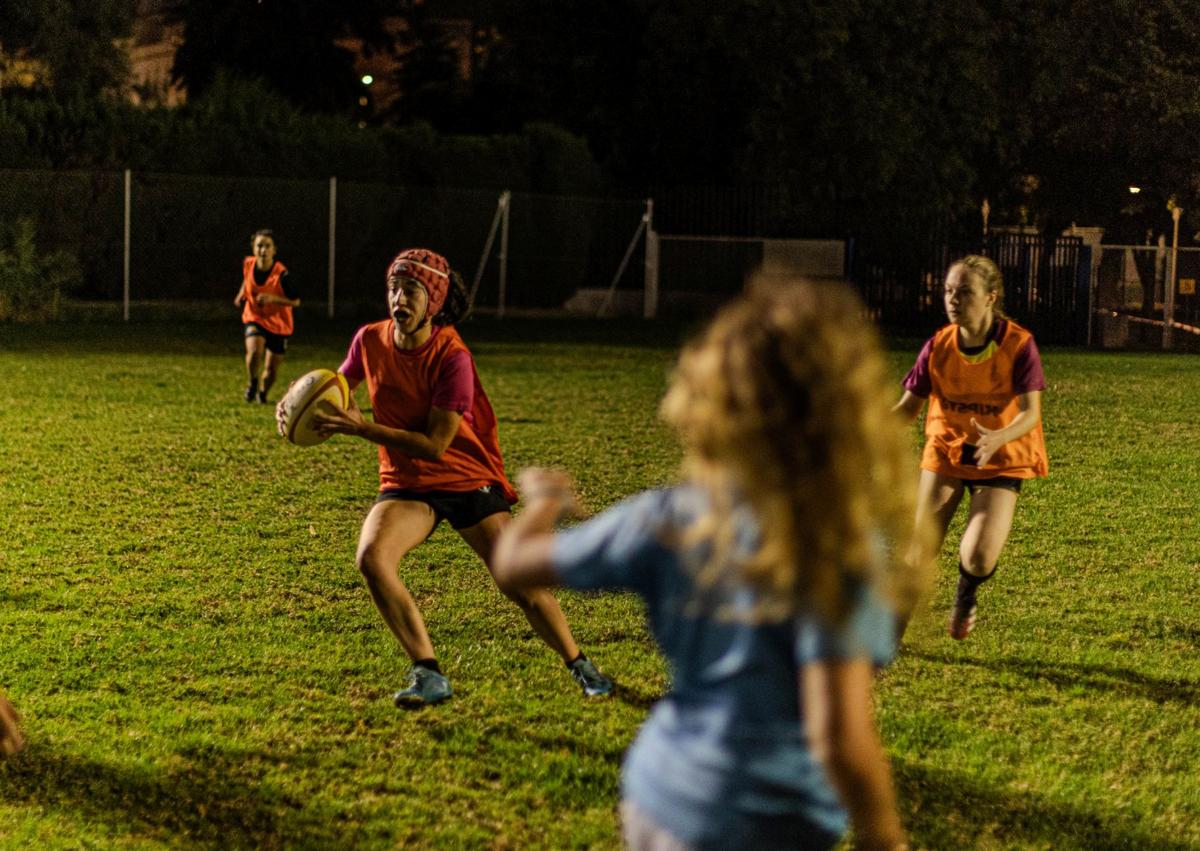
top-left (339, 322), bottom-right (517, 501)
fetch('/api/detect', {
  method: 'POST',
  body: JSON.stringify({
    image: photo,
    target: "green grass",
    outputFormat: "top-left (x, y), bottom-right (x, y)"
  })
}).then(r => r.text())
top-left (1, 317), bottom-right (1198, 849)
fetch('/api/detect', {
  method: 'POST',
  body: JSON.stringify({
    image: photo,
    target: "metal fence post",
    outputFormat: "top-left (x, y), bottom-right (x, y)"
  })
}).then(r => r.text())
top-left (643, 199), bottom-right (658, 318)
top-left (470, 190), bottom-right (510, 306)
top-left (1165, 202), bottom-right (1181, 349)
top-left (327, 176), bottom-right (337, 319)
top-left (123, 169), bottom-right (131, 321)
top-left (497, 190), bottom-right (510, 319)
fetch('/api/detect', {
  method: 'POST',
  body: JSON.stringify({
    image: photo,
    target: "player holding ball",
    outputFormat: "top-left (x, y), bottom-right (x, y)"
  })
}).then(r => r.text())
top-left (284, 248), bottom-right (612, 706)
top-left (893, 255), bottom-right (1048, 640)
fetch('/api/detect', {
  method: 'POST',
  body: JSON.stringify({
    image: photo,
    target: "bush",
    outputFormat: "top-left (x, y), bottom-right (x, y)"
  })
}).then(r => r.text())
top-left (0, 218), bottom-right (82, 321)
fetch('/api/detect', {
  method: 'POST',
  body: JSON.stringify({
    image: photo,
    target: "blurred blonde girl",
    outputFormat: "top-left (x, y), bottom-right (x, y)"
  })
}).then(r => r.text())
top-left (494, 278), bottom-right (924, 850)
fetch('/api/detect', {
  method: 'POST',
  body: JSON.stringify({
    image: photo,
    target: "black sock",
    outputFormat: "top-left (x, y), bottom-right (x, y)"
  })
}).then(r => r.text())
top-left (414, 658), bottom-right (441, 674)
top-left (566, 652), bottom-right (586, 668)
top-left (958, 561), bottom-right (996, 596)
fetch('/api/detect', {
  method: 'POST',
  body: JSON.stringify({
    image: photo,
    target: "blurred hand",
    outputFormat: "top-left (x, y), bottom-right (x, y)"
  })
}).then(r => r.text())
top-left (517, 467), bottom-right (581, 518)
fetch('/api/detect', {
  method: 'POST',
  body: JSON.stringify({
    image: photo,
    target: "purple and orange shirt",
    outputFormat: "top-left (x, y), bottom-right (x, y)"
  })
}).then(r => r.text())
top-left (903, 318), bottom-right (1049, 479)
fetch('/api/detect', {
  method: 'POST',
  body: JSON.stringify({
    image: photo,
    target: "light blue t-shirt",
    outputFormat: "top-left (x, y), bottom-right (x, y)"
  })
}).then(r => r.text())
top-left (552, 486), bottom-right (895, 850)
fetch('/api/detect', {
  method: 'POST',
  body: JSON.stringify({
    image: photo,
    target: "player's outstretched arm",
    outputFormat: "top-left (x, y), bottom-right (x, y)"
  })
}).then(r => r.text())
top-left (803, 660), bottom-right (907, 850)
top-left (255, 293), bottom-right (301, 308)
top-left (492, 468), bottom-right (579, 591)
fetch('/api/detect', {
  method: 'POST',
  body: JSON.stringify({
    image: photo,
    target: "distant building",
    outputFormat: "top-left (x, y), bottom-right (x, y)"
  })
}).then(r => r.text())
top-left (126, 0), bottom-right (187, 107)
top-left (125, 1), bottom-right (476, 120)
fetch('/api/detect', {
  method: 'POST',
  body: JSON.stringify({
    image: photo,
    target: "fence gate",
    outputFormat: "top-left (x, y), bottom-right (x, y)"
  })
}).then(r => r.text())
top-left (849, 232), bottom-right (1088, 344)
top-left (1092, 244), bottom-right (1200, 350)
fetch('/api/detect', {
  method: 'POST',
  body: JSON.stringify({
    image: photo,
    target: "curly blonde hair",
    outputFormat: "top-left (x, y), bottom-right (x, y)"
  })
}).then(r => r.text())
top-left (660, 276), bottom-right (929, 624)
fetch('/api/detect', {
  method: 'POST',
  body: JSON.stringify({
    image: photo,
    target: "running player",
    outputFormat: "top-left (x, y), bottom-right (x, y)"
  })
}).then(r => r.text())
top-left (234, 229), bottom-right (299, 404)
top-left (893, 254), bottom-right (1048, 639)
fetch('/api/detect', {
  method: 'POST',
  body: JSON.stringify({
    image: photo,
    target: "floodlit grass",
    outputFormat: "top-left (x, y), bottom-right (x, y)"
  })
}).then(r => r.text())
top-left (1, 316), bottom-right (1198, 849)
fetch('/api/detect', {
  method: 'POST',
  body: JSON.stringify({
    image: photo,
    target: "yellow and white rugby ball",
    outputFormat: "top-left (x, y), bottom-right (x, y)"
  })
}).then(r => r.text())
top-left (281, 368), bottom-right (350, 446)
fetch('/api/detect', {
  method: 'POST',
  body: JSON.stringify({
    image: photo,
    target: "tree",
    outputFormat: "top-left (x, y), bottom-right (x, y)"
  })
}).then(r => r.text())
top-left (983, 0), bottom-right (1200, 242)
top-left (464, 0), bottom-right (1000, 235)
top-left (0, 0), bottom-right (132, 101)
top-left (170, 0), bottom-right (393, 116)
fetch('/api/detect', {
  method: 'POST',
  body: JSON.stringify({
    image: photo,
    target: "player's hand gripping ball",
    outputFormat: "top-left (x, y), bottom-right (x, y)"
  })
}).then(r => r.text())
top-left (279, 368), bottom-right (350, 446)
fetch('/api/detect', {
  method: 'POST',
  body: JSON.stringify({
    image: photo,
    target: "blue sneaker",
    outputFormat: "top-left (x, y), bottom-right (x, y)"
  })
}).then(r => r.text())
top-left (568, 656), bottom-right (613, 697)
top-left (393, 667), bottom-right (452, 706)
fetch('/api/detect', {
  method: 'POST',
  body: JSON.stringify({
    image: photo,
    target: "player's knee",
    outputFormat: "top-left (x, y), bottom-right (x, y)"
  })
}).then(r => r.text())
top-left (356, 550), bottom-right (389, 585)
top-left (498, 581), bottom-right (535, 609)
top-left (960, 548), bottom-right (998, 576)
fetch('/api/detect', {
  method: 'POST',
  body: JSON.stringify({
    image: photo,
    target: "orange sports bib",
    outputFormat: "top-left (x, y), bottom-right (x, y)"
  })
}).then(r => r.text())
top-left (920, 321), bottom-right (1048, 479)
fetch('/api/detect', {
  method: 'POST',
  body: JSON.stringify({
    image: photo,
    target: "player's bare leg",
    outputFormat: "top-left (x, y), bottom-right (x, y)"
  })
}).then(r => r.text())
top-left (467, 513), bottom-right (613, 696)
top-left (949, 484), bottom-right (1019, 638)
top-left (260, 350), bottom-right (284, 403)
top-left (960, 486), bottom-right (1018, 575)
top-left (356, 500), bottom-right (439, 661)
top-left (896, 470), bottom-right (965, 640)
top-left (463, 512), bottom-right (580, 661)
top-left (244, 335), bottom-right (265, 401)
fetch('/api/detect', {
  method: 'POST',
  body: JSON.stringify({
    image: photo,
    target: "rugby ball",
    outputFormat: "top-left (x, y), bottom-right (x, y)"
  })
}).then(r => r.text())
top-left (281, 368), bottom-right (351, 446)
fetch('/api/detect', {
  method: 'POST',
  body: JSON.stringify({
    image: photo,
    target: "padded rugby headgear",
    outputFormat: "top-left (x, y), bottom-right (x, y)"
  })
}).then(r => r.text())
top-left (386, 248), bottom-right (451, 319)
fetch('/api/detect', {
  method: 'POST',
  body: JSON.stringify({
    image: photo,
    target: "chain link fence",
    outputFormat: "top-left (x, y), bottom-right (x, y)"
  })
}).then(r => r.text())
top-left (0, 168), bottom-right (647, 318)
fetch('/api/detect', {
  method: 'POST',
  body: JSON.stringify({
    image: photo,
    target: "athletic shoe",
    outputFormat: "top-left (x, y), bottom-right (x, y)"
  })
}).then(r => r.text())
top-left (393, 667), bottom-right (452, 706)
top-left (569, 656), bottom-right (613, 697)
top-left (257, 390), bottom-right (269, 404)
top-left (948, 575), bottom-right (978, 640)
top-left (244, 383), bottom-right (257, 403)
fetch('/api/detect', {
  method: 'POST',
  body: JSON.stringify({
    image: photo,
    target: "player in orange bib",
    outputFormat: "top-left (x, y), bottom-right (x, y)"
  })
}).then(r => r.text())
top-left (306, 248), bottom-right (613, 706)
top-left (893, 255), bottom-right (1048, 640)
top-left (233, 229), bottom-right (300, 404)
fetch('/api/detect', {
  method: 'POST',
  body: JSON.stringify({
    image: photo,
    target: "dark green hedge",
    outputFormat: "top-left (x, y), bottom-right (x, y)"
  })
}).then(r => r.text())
top-left (0, 75), bottom-right (603, 195)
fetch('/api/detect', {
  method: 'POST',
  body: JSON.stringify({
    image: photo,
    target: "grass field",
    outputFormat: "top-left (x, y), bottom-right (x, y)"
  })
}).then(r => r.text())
top-left (1, 314), bottom-right (1198, 850)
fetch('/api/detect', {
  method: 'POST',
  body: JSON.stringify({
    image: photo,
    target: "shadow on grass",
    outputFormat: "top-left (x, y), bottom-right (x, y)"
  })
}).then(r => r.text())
top-left (0, 743), bottom-right (330, 848)
top-left (610, 683), bottom-right (660, 712)
top-left (905, 648), bottom-right (1200, 705)
top-left (896, 758), bottom-right (1193, 850)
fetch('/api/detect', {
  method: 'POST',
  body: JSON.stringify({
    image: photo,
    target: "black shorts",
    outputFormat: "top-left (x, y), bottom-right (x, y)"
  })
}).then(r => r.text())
top-left (964, 476), bottom-right (1024, 494)
top-left (375, 485), bottom-right (512, 530)
top-left (244, 323), bottom-right (289, 355)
